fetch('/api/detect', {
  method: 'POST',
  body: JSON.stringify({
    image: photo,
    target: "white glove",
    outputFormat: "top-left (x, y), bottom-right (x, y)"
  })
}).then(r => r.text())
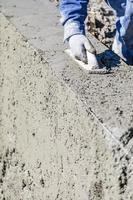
top-left (69, 34), bottom-right (96, 64)
top-left (112, 35), bottom-right (124, 60)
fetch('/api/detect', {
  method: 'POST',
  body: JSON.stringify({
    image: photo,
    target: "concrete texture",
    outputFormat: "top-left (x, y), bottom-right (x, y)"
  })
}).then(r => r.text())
top-left (87, 0), bottom-right (116, 48)
top-left (0, 0), bottom-right (133, 199)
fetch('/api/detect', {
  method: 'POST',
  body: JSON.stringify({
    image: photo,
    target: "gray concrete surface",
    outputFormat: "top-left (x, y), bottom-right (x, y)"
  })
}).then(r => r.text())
top-left (0, 0), bottom-right (133, 199)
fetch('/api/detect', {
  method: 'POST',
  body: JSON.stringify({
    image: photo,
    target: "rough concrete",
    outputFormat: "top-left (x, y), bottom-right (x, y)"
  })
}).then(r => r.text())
top-left (87, 0), bottom-right (116, 48)
top-left (0, 0), bottom-right (133, 199)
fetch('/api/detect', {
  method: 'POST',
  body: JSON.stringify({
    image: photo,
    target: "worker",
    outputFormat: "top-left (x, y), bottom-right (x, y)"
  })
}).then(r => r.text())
top-left (59, 0), bottom-right (133, 65)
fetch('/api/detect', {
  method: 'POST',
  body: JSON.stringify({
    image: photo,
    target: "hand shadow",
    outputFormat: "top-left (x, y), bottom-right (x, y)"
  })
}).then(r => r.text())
top-left (96, 49), bottom-right (121, 71)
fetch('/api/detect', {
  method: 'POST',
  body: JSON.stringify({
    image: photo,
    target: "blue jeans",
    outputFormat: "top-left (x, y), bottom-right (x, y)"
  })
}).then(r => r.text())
top-left (59, 0), bottom-right (133, 64)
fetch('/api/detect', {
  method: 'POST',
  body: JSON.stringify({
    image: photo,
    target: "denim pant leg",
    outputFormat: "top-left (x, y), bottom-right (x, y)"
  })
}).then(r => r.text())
top-left (123, 1), bottom-right (133, 57)
top-left (106, 0), bottom-right (133, 64)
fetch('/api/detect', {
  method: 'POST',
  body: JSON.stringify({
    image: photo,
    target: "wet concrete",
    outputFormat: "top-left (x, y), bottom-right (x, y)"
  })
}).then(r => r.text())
top-left (0, 0), bottom-right (133, 199)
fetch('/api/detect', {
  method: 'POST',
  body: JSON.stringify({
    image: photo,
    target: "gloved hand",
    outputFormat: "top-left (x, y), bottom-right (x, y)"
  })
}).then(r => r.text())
top-left (69, 34), bottom-right (96, 64)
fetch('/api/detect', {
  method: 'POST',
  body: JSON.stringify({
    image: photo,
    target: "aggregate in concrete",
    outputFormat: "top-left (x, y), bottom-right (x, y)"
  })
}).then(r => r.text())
top-left (0, 0), bottom-right (133, 199)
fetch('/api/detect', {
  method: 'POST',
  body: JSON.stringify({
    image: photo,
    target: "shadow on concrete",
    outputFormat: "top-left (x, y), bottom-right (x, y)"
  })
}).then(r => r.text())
top-left (97, 49), bottom-right (121, 70)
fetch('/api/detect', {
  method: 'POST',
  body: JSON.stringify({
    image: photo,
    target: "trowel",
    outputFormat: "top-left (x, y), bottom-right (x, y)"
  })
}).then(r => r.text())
top-left (65, 49), bottom-right (99, 71)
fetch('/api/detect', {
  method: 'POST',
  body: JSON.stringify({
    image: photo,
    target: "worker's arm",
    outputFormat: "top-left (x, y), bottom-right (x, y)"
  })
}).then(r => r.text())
top-left (59, 0), bottom-right (89, 41)
top-left (59, 0), bottom-right (96, 64)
